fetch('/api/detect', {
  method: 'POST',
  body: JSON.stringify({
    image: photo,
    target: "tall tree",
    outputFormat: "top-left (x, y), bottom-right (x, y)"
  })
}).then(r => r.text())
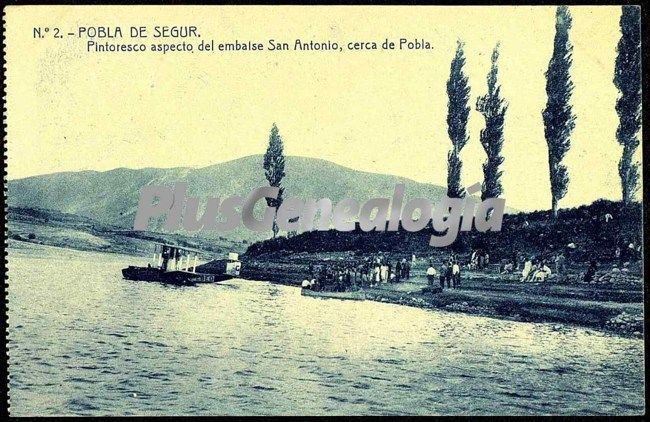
top-left (476, 43), bottom-right (508, 200)
top-left (542, 6), bottom-right (576, 218)
top-left (263, 123), bottom-right (286, 238)
top-left (614, 5), bottom-right (641, 205)
top-left (446, 40), bottom-right (471, 198)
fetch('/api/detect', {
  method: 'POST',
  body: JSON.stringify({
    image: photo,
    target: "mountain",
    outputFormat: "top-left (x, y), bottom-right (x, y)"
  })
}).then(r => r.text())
top-left (7, 155), bottom-right (501, 242)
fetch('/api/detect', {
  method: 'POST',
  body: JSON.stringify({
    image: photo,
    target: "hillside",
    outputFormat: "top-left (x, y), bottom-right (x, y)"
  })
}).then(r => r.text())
top-left (244, 199), bottom-right (643, 266)
top-left (7, 206), bottom-right (245, 258)
top-left (7, 155), bottom-right (456, 242)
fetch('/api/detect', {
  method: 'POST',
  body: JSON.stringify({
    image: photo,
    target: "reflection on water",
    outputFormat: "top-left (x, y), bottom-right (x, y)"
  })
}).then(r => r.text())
top-left (7, 243), bottom-right (645, 415)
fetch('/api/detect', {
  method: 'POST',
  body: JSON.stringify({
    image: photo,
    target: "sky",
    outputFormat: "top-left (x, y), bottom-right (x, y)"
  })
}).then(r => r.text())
top-left (5, 5), bottom-right (641, 211)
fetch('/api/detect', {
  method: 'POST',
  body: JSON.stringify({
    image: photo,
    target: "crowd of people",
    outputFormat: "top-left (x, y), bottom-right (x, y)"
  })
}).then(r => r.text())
top-left (426, 256), bottom-right (462, 290)
top-left (300, 238), bottom-right (642, 292)
top-left (427, 250), bottom-right (569, 285)
top-left (301, 249), bottom-right (564, 293)
top-left (468, 249), bottom-right (490, 270)
top-left (519, 258), bottom-right (553, 282)
top-left (494, 252), bottom-right (562, 282)
top-left (301, 255), bottom-right (414, 292)
top-left (615, 239), bottom-right (642, 263)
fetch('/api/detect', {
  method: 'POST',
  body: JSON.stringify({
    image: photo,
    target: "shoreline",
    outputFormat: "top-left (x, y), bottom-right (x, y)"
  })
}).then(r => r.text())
top-left (8, 239), bottom-right (644, 339)
top-left (239, 261), bottom-right (644, 339)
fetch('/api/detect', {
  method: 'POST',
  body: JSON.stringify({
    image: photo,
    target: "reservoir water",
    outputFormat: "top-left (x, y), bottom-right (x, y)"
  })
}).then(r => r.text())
top-left (7, 243), bottom-right (645, 415)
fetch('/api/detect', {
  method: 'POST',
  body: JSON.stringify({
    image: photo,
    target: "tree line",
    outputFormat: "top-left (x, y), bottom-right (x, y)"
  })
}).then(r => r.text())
top-left (446, 5), bottom-right (641, 218)
top-left (262, 6), bottom-right (641, 238)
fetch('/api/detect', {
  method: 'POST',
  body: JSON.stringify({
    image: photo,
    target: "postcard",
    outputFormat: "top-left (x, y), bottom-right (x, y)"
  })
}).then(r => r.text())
top-left (4, 5), bottom-right (644, 416)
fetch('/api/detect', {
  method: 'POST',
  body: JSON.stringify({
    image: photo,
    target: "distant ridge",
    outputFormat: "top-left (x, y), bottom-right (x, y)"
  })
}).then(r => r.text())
top-left (7, 155), bottom-right (513, 242)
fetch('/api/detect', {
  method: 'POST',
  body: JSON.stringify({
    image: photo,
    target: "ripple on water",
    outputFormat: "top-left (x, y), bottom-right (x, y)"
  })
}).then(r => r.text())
top-left (66, 398), bottom-right (101, 413)
top-left (6, 246), bottom-right (646, 416)
top-left (251, 385), bottom-right (276, 391)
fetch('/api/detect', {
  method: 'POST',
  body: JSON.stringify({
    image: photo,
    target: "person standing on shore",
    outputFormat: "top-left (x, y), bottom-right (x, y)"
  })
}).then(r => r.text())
top-left (554, 252), bottom-right (566, 275)
top-left (373, 263), bottom-right (380, 286)
top-left (426, 264), bottom-right (437, 286)
top-left (440, 262), bottom-right (448, 290)
top-left (583, 260), bottom-right (598, 283)
top-left (445, 260), bottom-right (453, 288)
top-left (477, 250), bottom-right (485, 270)
top-left (521, 258), bottom-right (533, 282)
top-left (395, 261), bottom-right (402, 283)
top-left (452, 261), bottom-right (461, 288)
top-left (628, 241), bottom-right (637, 261)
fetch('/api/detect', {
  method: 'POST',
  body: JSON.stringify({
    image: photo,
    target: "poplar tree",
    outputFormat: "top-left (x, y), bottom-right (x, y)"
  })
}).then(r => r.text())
top-left (476, 43), bottom-right (508, 200)
top-left (614, 5), bottom-right (641, 205)
top-left (263, 123), bottom-right (286, 238)
top-left (542, 6), bottom-right (575, 218)
top-left (446, 41), bottom-right (471, 198)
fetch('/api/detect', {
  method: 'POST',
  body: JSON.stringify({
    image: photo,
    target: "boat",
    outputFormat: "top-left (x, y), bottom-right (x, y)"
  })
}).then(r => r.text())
top-left (121, 243), bottom-right (241, 286)
top-left (300, 288), bottom-right (366, 301)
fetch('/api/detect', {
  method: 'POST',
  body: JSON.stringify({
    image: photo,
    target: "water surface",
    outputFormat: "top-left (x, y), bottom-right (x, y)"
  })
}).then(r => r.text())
top-left (7, 243), bottom-right (645, 415)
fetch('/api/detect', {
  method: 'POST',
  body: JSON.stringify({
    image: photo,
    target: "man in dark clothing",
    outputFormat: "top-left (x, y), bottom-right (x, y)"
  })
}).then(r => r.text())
top-left (477, 250), bottom-right (485, 270)
top-left (395, 261), bottom-right (402, 282)
top-left (446, 261), bottom-right (453, 288)
top-left (584, 260), bottom-right (598, 283)
top-left (439, 263), bottom-right (448, 290)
